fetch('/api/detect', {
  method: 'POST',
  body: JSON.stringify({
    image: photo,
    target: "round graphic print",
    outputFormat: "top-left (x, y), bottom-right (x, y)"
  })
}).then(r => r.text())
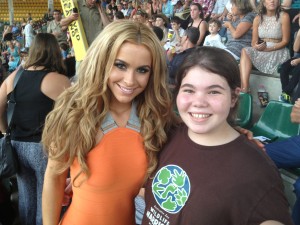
top-left (152, 164), bottom-right (191, 214)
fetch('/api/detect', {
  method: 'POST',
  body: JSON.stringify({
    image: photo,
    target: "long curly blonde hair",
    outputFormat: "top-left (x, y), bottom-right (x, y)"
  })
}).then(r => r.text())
top-left (42, 20), bottom-right (177, 180)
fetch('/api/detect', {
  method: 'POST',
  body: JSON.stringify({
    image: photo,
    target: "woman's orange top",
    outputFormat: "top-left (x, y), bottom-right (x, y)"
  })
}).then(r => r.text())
top-left (60, 106), bottom-right (147, 225)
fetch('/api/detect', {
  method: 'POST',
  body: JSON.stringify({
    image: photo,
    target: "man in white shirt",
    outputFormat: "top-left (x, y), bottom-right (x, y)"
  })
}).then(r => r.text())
top-left (24, 20), bottom-right (36, 48)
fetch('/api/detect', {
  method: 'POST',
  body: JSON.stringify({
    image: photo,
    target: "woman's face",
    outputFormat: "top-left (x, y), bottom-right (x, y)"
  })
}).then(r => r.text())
top-left (108, 42), bottom-right (152, 110)
top-left (176, 66), bottom-right (238, 139)
top-left (263, 0), bottom-right (279, 11)
top-left (231, 4), bottom-right (240, 16)
top-left (190, 5), bottom-right (201, 20)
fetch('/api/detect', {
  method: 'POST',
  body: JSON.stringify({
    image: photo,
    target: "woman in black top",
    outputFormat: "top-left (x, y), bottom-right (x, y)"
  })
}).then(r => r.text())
top-left (0, 33), bottom-right (71, 225)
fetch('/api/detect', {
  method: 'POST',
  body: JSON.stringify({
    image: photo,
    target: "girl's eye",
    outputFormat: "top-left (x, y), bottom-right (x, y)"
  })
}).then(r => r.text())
top-left (137, 67), bottom-right (150, 74)
top-left (209, 90), bottom-right (221, 95)
top-left (114, 62), bottom-right (126, 70)
top-left (182, 88), bottom-right (194, 93)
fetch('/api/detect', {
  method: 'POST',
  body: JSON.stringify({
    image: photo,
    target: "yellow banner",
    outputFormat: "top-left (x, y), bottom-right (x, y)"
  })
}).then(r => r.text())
top-left (60, 0), bottom-right (88, 61)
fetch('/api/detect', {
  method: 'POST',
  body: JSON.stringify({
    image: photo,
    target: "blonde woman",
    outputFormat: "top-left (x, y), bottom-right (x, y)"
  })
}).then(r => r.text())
top-left (42, 20), bottom-right (176, 225)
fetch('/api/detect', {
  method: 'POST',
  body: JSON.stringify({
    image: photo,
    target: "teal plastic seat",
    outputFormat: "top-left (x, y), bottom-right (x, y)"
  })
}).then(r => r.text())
top-left (236, 92), bottom-right (252, 128)
top-left (250, 100), bottom-right (300, 141)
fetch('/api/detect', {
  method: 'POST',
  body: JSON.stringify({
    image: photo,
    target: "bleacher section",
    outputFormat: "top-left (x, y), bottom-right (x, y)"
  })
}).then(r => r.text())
top-left (0, 0), bottom-right (62, 23)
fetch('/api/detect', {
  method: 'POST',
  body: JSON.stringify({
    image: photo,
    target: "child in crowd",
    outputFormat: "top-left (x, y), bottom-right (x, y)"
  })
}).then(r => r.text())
top-left (142, 47), bottom-right (294, 225)
top-left (164, 16), bottom-right (185, 59)
top-left (203, 18), bottom-right (226, 49)
top-left (164, 16), bottom-right (185, 51)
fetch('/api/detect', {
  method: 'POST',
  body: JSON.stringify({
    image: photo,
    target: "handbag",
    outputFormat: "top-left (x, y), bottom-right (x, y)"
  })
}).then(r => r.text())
top-left (0, 67), bottom-right (24, 178)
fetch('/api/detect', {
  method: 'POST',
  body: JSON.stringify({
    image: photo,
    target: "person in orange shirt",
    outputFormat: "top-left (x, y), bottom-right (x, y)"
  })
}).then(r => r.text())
top-left (41, 20), bottom-right (177, 225)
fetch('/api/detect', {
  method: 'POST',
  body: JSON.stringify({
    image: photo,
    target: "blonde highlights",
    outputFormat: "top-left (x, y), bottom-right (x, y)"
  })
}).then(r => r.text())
top-left (42, 20), bottom-right (176, 180)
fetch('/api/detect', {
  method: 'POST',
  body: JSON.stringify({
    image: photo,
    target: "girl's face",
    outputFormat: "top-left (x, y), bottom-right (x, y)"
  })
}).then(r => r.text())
top-left (176, 66), bottom-right (238, 139)
top-left (190, 5), bottom-right (201, 19)
top-left (263, 0), bottom-right (279, 11)
top-left (108, 42), bottom-right (152, 110)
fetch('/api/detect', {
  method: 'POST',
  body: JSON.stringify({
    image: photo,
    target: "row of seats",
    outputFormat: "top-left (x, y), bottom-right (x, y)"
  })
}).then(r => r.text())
top-left (237, 93), bottom-right (300, 140)
top-left (0, 0), bottom-right (62, 23)
top-left (237, 94), bottom-right (300, 178)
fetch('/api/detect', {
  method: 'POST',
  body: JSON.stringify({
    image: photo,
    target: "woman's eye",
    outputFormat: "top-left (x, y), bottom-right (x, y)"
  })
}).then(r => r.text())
top-left (137, 67), bottom-right (150, 74)
top-left (114, 62), bottom-right (126, 70)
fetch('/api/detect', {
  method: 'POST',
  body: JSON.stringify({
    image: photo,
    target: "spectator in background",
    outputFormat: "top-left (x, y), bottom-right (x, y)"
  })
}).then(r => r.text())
top-left (121, 1), bottom-right (130, 18)
top-left (151, 0), bottom-right (162, 14)
top-left (127, 1), bottom-right (134, 17)
top-left (161, 0), bottom-right (174, 19)
top-left (152, 25), bottom-right (165, 43)
top-left (117, 3), bottom-right (123, 12)
top-left (239, 0), bottom-right (290, 93)
top-left (60, 0), bottom-right (110, 47)
top-left (44, 8), bottom-right (54, 23)
top-left (222, 0), bottom-right (255, 60)
top-left (24, 20), bottom-right (36, 48)
top-left (114, 11), bottom-right (125, 20)
top-left (165, 16), bottom-right (185, 50)
top-left (265, 98), bottom-right (300, 225)
top-left (2, 25), bottom-right (13, 42)
top-left (60, 43), bottom-right (69, 60)
top-left (188, 3), bottom-right (208, 46)
top-left (173, 0), bottom-right (189, 13)
top-left (279, 17), bottom-right (300, 104)
top-left (60, 0), bottom-right (111, 80)
top-left (155, 13), bottom-right (169, 43)
top-left (211, 0), bottom-right (229, 20)
top-left (4, 40), bottom-right (20, 72)
top-left (47, 10), bottom-right (68, 45)
top-left (0, 33), bottom-right (71, 225)
top-left (134, 9), bottom-right (149, 23)
top-left (27, 13), bottom-right (32, 22)
top-left (203, 18), bottom-right (226, 48)
top-left (168, 27), bottom-right (199, 85)
top-left (193, 0), bottom-right (216, 20)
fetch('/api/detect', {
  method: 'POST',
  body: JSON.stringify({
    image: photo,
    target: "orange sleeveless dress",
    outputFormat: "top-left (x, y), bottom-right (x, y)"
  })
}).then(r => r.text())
top-left (60, 107), bottom-right (147, 225)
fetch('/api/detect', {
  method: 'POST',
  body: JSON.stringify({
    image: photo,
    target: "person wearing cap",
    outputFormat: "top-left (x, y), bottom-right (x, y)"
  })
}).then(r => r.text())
top-left (155, 14), bottom-right (170, 43)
